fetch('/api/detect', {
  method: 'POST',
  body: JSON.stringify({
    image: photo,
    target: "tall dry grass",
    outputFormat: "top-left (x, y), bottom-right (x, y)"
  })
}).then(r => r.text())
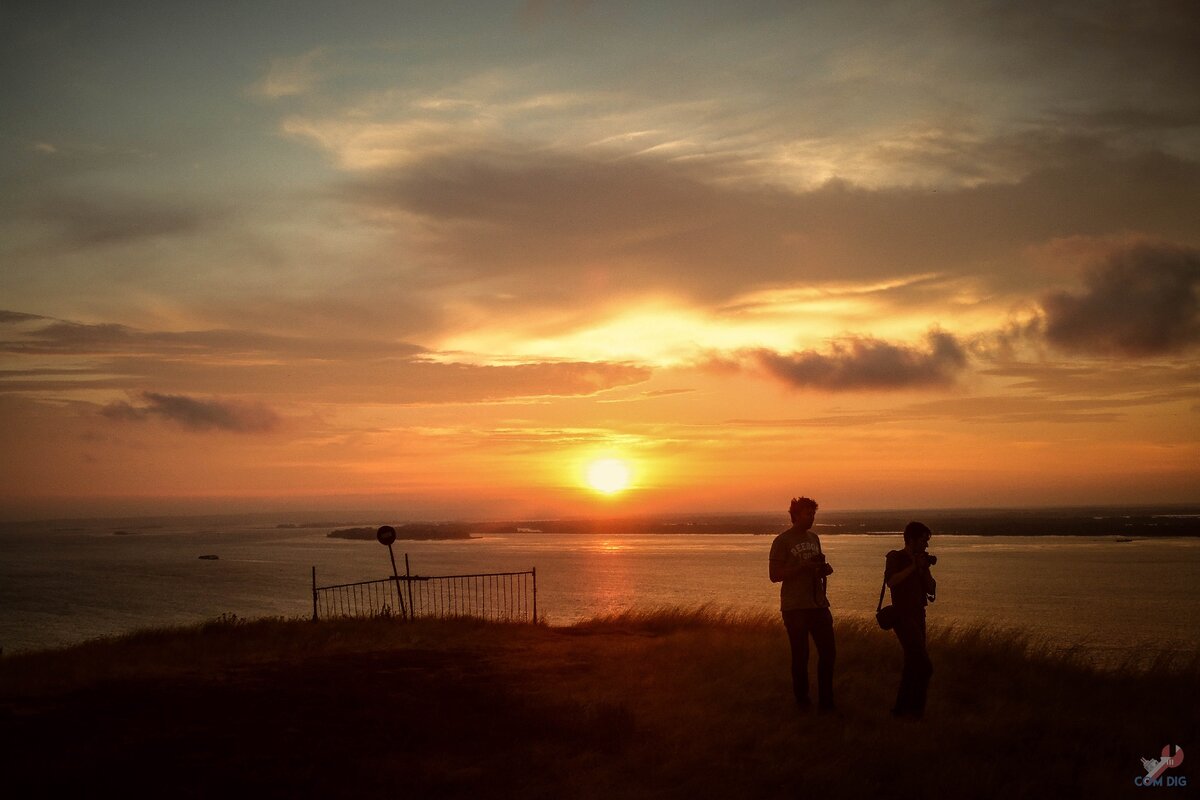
top-left (566, 608), bottom-right (1198, 798)
top-left (2, 606), bottom-right (1196, 798)
top-left (0, 612), bottom-right (537, 697)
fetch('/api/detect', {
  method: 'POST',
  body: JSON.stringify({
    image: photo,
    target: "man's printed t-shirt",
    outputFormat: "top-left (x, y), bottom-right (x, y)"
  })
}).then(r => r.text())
top-left (769, 528), bottom-right (829, 611)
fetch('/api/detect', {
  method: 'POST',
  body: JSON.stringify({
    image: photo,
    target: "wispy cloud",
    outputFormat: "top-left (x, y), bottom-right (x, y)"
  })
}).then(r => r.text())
top-left (0, 312), bottom-right (652, 404)
top-left (282, 116), bottom-right (495, 170)
top-left (102, 392), bottom-right (281, 433)
top-left (0, 316), bottom-right (425, 360)
top-left (253, 47), bottom-right (329, 99)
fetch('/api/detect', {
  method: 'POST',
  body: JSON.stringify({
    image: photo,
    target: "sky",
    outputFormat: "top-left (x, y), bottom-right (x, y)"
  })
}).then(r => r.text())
top-left (1, 1), bottom-right (1198, 520)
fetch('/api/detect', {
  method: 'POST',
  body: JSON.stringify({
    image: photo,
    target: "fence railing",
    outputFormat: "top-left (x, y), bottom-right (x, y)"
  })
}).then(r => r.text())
top-left (312, 565), bottom-right (537, 623)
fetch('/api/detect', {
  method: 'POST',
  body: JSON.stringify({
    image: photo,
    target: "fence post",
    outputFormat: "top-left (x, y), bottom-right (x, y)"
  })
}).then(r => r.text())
top-left (532, 566), bottom-right (537, 624)
top-left (312, 566), bottom-right (318, 621)
top-left (385, 542), bottom-right (408, 621)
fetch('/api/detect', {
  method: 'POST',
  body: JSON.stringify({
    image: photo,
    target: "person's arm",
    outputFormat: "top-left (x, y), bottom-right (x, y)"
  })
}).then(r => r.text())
top-left (886, 551), bottom-right (922, 588)
top-left (894, 551), bottom-right (936, 594)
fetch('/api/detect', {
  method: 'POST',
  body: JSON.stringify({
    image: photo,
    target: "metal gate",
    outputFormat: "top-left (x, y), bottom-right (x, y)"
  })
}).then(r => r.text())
top-left (312, 565), bottom-right (537, 623)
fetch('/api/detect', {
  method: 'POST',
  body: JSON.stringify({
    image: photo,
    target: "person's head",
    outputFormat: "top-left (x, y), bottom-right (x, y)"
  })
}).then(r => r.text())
top-left (903, 521), bottom-right (931, 551)
top-left (789, 496), bottom-right (818, 529)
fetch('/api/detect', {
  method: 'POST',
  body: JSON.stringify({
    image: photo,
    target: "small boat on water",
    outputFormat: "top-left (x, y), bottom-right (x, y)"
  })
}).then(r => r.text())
top-left (1114, 537), bottom-right (1134, 543)
top-left (198, 554), bottom-right (220, 560)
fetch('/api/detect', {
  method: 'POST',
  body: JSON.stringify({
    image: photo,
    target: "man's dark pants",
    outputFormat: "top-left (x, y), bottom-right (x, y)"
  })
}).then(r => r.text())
top-left (781, 607), bottom-right (835, 708)
top-left (892, 609), bottom-right (933, 717)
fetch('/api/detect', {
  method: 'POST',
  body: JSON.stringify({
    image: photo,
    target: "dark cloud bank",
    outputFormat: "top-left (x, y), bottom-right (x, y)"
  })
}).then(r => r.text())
top-left (341, 146), bottom-right (1200, 306)
top-left (732, 331), bottom-right (969, 391)
top-left (1041, 243), bottom-right (1200, 356)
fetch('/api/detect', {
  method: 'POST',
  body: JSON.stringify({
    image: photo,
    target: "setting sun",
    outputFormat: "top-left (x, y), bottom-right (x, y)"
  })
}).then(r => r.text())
top-left (586, 458), bottom-right (632, 495)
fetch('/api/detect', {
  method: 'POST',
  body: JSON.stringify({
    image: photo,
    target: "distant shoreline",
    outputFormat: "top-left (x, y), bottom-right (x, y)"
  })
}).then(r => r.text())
top-left (419, 510), bottom-right (1200, 537)
top-left (308, 508), bottom-right (1200, 538)
top-left (2, 505), bottom-right (1198, 537)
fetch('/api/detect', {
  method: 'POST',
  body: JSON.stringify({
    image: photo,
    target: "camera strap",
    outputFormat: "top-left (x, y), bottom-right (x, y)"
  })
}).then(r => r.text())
top-left (877, 550), bottom-right (912, 611)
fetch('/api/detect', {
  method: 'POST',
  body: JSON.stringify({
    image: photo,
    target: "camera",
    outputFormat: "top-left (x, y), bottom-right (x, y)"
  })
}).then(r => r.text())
top-left (812, 553), bottom-right (834, 576)
top-left (923, 553), bottom-right (938, 566)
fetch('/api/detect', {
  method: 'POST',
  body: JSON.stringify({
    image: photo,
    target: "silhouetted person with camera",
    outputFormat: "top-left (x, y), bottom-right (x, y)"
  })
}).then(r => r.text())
top-left (885, 521), bottom-right (937, 719)
top-left (769, 496), bottom-right (835, 712)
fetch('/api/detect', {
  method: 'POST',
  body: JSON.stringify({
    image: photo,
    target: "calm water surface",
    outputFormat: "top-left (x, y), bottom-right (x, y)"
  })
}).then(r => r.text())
top-left (2, 525), bottom-right (1198, 660)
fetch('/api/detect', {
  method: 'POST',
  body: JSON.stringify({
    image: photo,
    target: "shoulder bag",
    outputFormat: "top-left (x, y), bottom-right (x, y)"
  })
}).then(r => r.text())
top-left (875, 572), bottom-right (899, 630)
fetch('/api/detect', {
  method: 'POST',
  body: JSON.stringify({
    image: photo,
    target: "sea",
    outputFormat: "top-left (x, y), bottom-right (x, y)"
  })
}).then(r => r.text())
top-left (2, 508), bottom-right (1198, 663)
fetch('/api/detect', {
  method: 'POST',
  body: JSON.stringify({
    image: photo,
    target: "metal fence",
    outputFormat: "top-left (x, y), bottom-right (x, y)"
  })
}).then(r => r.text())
top-left (312, 565), bottom-right (537, 623)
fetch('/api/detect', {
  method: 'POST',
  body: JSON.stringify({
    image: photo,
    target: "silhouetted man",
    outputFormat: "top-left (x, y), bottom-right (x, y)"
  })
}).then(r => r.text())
top-left (769, 496), bottom-right (835, 711)
top-left (885, 521), bottom-right (937, 719)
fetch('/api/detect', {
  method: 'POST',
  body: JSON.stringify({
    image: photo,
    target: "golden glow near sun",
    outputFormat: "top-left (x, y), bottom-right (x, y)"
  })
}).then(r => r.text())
top-left (586, 458), bottom-right (632, 495)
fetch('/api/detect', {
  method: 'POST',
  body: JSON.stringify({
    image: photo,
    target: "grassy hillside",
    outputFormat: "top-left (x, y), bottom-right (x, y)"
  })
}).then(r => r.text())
top-left (2, 608), bottom-right (1196, 798)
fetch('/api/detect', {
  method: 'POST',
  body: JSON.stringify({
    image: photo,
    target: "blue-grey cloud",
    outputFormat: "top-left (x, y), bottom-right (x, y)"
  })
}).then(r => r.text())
top-left (36, 196), bottom-right (222, 248)
top-left (1041, 243), bottom-right (1200, 356)
top-left (102, 392), bottom-right (281, 433)
top-left (749, 331), bottom-right (968, 391)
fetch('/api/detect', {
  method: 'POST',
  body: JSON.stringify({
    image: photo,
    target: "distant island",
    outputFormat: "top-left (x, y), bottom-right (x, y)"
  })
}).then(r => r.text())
top-left (111, 526), bottom-right (167, 534)
top-left (327, 523), bottom-right (474, 541)
top-left (470, 517), bottom-right (785, 535)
